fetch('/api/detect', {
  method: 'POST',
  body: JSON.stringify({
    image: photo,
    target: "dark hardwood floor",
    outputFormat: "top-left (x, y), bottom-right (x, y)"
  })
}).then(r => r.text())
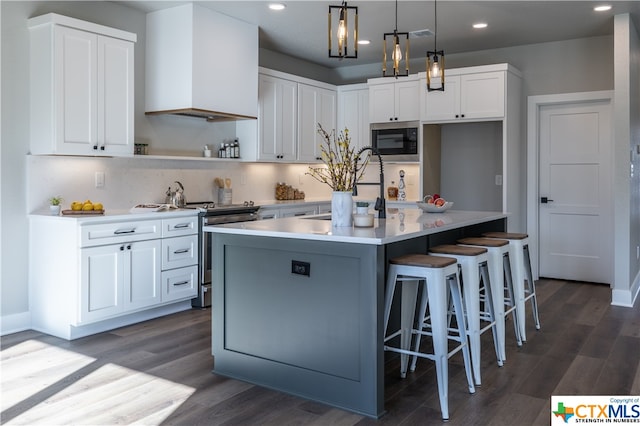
top-left (2, 279), bottom-right (639, 425)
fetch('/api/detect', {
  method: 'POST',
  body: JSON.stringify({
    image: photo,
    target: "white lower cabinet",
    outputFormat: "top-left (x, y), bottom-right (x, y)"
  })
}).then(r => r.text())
top-left (162, 265), bottom-right (198, 303)
top-left (29, 212), bottom-right (199, 340)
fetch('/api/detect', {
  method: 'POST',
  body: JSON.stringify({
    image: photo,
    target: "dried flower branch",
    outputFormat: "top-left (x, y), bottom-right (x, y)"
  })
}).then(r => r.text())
top-left (306, 124), bottom-right (369, 192)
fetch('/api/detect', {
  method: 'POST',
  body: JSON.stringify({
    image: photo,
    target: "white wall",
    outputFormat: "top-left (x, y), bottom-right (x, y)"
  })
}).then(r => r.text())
top-left (612, 14), bottom-right (640, 306)
top-left (0, 0), bottom-right (633, 334)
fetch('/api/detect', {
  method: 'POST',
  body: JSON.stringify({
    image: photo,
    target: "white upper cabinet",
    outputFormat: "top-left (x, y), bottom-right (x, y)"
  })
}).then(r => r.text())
top-left (368, 78), bottom-right (420, 123)
top-left (258, 74), bottom-right (298, 161)
top-left (29, 14), bottom-right (136, 156)
top-left (257, 69), bottom-right (337, 163)
top-left (337, 84), bottom-right (370, 153)
top-left (145, 4), bottom-right (258, 120)
top-left (298, 83), bottom-right (337, 162)
top-left (422, 70), bottom-right (505, 122)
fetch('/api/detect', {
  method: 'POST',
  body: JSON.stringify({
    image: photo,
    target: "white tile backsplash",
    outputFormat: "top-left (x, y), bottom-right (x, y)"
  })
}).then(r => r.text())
top-left (27, 155), bottom-right (419, 212)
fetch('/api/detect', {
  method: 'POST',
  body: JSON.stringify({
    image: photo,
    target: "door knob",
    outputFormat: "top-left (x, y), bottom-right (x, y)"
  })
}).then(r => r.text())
top-left (540, 197), bottom-right (554, 203)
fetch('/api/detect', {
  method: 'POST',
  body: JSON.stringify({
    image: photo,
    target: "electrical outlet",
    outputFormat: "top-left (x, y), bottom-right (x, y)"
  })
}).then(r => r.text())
top-left (637, 245), bottom-right (639, 260)
top-left (240, 173), bottom-right (247, 185)
top-left (407, 174), bottom-right (415, 186)
top-left (495, 175), bottom-right (503, 186)
top-left (291, 260), bottom-right (310, 276)
top-left (95, 171), bottom-right (105, 188)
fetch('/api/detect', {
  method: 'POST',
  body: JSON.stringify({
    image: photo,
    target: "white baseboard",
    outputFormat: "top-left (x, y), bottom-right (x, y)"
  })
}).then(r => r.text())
top-left (1, 311), bottom-right (32, 336)
top-left (611, 271), bottom-right (640, 307)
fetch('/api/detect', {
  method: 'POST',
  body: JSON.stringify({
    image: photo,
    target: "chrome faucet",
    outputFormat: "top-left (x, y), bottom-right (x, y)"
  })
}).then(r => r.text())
top-left (352, 146), bottom-right (386, 219)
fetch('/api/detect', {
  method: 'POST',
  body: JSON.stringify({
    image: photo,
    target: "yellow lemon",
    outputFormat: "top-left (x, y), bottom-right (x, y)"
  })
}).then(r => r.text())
top-left (82, 202), bottom-right (94, 211)
top-left (93, 203), bottom-right (103, 211)
top-left (71, 202), bottom-right (82, 211)
top-left (84, 199), bottom-right (92, 204)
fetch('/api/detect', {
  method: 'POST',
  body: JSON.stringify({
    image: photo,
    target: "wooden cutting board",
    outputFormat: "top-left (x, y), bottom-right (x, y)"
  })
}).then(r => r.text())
top-left (61, 209), bottom-right (105, 216)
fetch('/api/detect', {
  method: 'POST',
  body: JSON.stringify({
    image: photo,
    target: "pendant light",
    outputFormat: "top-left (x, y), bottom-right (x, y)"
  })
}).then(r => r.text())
top-left (328, 1), bottom-right (358, 59)
top-left (383, 0), bottom-right (409, 78)
top-left (426, 0), bottom-right (445, 91)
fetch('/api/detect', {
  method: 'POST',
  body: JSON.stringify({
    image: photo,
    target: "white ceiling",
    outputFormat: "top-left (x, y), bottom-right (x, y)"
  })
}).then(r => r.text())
top-left (117, 1), bottom-right (640, 69)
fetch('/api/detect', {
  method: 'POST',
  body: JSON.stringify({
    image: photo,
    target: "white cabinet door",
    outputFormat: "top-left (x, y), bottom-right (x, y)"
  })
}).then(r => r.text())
top-left (394, 80), bottom-right (420, 122)
top-left (460, 72), bottom-right (505, 120)
top-left (423, 71), bottom-right (504, 122)
top-left (98, 35), bottom-right (134, 155)
top-left (338, 88), bottom-right (370, 153)
top-left (80, 239), bottom-right (161, 323)
top-left (369, 80), bottom-right (419, 123)
top-left (369, 83), bottom-right (396, 123)
top-left (55, 26), bottom-right (98, 154)
top-left (80, 244), bottom-right (123, 323)
top-left (423, 76), bottom-right (460, 122)
top-left (124, 239), bottom-right (161, 311)
top-left (258, 74), bottom-right (297, 161)
top-left (30, 22), bottom-right (135, 156)
top-left (298, 83), bottom-right (337, 162)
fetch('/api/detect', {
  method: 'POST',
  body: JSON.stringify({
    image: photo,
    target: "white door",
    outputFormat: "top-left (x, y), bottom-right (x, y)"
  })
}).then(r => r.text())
top-left (538, 100), bottom-right (612, 283)
top-left (124, 239), bottom-right (161, 310)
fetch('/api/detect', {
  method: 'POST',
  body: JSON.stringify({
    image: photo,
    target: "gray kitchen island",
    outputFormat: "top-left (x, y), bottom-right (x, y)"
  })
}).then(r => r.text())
top-left (204, 208), bottom-right (507, 418)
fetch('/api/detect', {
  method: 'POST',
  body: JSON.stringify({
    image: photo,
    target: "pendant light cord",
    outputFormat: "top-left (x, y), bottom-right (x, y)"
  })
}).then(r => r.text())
top-left (434, 0), bottom-right (438, 50)
top-left (395, 0), bottom-right (398, 31)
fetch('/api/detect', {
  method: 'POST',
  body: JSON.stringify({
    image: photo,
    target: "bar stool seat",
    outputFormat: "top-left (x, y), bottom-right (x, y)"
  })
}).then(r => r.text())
top-left (384, 254), bottom-right (475, 421)
top-left (428, 245), bottom-right (501, 386)
top-left (483, 232), bottom-right (541, 342)
top-left (457, 237), bottom-right (521, 362)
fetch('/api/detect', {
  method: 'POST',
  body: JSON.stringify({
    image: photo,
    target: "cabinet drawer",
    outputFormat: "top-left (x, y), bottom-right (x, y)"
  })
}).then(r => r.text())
top-left (162, 265), bottom-right (197, 302)
top-left (162, 216), bottom-right (198, 237)
top-left (162, 235), bottom-right (198, 270)
top-left (81, 220), bottom-right (161, 247)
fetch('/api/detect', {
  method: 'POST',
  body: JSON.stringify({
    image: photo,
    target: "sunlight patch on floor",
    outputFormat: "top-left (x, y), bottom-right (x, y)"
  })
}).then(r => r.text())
top-left (5, 362), bottom-right (195, 425)
top-left (1, 339), bottom-right (95, 412)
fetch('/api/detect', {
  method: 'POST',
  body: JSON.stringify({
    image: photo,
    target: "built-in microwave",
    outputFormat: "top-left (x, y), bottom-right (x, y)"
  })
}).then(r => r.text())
top-left (371, 122), bottom-right (419, 162)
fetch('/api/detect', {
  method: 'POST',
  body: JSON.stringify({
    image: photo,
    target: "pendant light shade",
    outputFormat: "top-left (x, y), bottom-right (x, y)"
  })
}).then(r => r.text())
top-left (383, 0), bottom-right (409, 77)
top-left (328, 1), bottom-right (358, 59)
top-left (426, 0), bottom-right (445, 91)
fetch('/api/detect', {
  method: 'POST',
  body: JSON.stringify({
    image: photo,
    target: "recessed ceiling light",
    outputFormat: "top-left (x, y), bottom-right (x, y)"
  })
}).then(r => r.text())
top-left (594, 5), bottom-right (612, 12)
top-left (358, 39), bottom-right (371, 45)
top-left (269, 3), bottom-right (286, 11)
top-left (473, 22), bottom-right (488, 29)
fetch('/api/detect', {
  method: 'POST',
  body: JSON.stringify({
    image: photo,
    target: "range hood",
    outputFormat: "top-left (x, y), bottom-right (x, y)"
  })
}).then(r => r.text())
top-left (145, 108), bottom-right (256, 122)
top-left (145, 4), bottom-right (258, 122)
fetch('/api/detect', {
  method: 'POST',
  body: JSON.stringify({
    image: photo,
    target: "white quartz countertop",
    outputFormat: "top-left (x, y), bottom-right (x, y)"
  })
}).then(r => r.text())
top-left (205, 208), bottom-right (508, 245)
top-left (29, 208), bottom-right (199, 224)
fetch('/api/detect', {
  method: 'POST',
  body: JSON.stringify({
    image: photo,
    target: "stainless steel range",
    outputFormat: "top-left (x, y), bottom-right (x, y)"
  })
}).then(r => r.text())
top-left (186, 201), bottom-right (260, 308)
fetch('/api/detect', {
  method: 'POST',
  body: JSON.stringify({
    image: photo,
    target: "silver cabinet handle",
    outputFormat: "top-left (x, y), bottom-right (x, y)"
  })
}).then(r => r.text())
top-left (114, 228), bottom-right (135, 235)
top-left (174, 248), bottom-right (189, 254)
top-left (173, 281), bottom-right (189, 286)
top-left (173, 223), bottom-right (190, 229)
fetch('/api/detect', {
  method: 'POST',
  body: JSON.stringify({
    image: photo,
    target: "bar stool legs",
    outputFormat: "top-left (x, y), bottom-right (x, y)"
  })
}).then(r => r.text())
top-left (457, 237), bottom-right (518, 362)
top-left (483, 232), bottom-right (541, 342)
top-left (383, 254), bottom-right (475, 421)
top-left (429, 245), bottom-right (501, 387)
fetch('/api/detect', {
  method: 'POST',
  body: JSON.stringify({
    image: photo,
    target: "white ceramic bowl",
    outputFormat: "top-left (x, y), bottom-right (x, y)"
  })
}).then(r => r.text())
top-left (416, 201), bottom-right (454, 213)
top-left (353, 213), bottom-right (374, 227)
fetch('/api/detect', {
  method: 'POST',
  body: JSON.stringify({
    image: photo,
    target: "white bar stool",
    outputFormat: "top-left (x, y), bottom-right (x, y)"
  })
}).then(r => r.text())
top-left (483, 232), bottom-right (541, 342)
top-left (457, 237), bottom-right (521, 362)
top-left (384, 254), bottom-right (475, 421)
top-left (428, 245), bottom-right (501, 386)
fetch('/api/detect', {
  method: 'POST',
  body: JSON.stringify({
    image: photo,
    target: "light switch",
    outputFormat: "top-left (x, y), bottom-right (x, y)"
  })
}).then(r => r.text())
top-left (495, 175), bottom-right (503, 186)
top-left (95, 171), bottom-right (105, 188)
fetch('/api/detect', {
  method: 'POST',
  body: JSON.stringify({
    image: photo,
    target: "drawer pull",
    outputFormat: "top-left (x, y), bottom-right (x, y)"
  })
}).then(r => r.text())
top-left (114, 228), bottom-right (136, 235)
top-left (173, 223), bottom-right (190, 229)
top-left (174, 248), bottom-right (189, 254)
top-left (173, 280), bottom-right (190, 286)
